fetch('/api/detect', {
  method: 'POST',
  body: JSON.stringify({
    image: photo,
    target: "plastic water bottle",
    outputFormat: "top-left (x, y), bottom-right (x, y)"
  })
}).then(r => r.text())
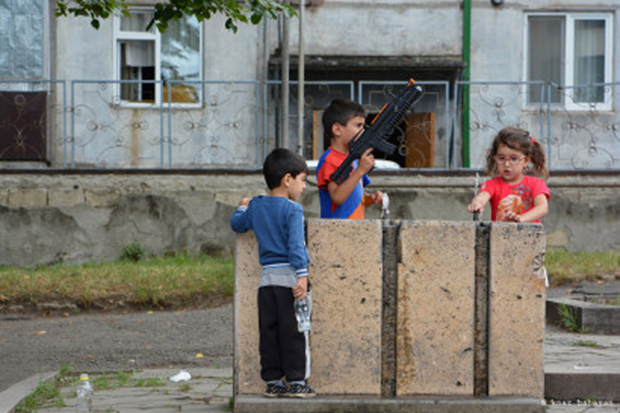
top-left (76, 374), bottom-right (93, 413)
top-left (294, 297), bottom-right (311, 333)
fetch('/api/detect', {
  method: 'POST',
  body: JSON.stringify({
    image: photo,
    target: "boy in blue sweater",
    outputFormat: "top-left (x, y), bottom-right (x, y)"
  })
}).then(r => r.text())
top-left (230, 148), bottom-right (315, 398)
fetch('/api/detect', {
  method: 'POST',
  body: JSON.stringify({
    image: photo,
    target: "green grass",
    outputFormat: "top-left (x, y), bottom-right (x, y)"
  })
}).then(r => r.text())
top-left (557, 302), bottom-right (581, 333)
top-left (89, 373), bottom-right (165, 391)
top-left (178, 382), bottom-right (192, 392)
top-left (572, 340), bottom-right (600, 348)
top-left (0, 250), bottom-right (618, 313)
top-left (15, 367), bottom-right (166, 413)
top-left (15, 380), bottom-right (65, 413)
top-left (545, 250), bottom-right (620, 286)
top-left (0, 254), bottom-right (233, 312)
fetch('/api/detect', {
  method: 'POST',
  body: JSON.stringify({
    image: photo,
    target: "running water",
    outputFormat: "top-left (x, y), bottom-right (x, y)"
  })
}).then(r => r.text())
top-left (381, 193), bottom-right (390, 219)
top-left (473, 173), bottom-right (480, 221)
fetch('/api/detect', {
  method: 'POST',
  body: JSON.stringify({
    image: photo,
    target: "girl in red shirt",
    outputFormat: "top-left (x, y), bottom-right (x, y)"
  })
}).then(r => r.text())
top-left (468, 126), bottom-right (549, 223)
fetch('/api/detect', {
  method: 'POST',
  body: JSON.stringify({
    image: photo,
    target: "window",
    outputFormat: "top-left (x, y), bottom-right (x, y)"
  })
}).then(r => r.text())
top-left (526, 13), bottom-right (612, 109)
top-left (0, 0), bottom-right (45, 78)
top-left (115, 9), bottom-right (202, 105)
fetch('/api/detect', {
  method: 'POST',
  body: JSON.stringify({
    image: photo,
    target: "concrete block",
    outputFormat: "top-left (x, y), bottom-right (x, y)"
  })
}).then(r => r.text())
top-left (234, 219), bottom-right (547, 401)
top-left (396, 221), bottom-right (476, 396)
top-left (7, 189), bottom-right (47, 207)
top-left (233, 232), bottom-right (262, 395)
top-left (234, 220), bottom-right (383, 396)
top-left (488, 223), bottom-right (546, 398)
top-left (84, 188), bottom-right (121, 207)
top-left (215, 190), bottom-right (265, 207)
top-left (306, 219), bottom-right (383, 395)
top-left (234, 395), bottom-right (546, 413)
top-left (0, 190), bottom-right (7, 206)
top-left (547, 297), bottom-right (620, 335)
top-left (48, 188), bottom-right (85, 206)
top-left (545, 373), bottom-right (620, 403)
top-left (545, 230), bottom-right (569, 250)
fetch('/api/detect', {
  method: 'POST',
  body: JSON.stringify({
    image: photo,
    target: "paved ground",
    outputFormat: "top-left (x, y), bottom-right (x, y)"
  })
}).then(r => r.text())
top-left (1, 285), bottom-right (619, 413)
top-left (1, 363), bottom-right (618, 413)
top-left (2, 323), bottom-right (619, 413)
top-left (0, 367), bottom-right (233, 413)
top-left (0, 305), bottom-right (233, 394)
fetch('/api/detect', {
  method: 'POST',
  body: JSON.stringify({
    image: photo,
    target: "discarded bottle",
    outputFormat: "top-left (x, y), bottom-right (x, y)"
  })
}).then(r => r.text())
top-left (294, 297), bottom-right (311, 333)
top-left (76, 373), bottom-right (93, 413)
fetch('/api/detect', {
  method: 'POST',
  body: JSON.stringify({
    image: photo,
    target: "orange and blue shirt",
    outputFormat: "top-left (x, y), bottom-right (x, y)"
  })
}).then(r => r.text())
top-left (316, 148), bottom-right (370, 219)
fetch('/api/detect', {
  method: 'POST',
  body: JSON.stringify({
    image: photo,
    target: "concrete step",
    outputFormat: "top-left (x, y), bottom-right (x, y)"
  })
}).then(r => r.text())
top-left (234, 395), bottom-right (546, 413)
top-left (544, 324), bottom-right (620, 402)
top-left (545, 372), bottom-right (620, 402)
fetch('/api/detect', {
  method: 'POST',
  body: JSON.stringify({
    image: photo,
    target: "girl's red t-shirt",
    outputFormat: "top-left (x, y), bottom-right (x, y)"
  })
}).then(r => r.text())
top-left (480, 175), bottom-right (550, 222)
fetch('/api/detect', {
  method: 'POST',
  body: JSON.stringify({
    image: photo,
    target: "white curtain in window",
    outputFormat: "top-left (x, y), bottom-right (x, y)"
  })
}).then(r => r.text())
top-left (574, 20), bottom-right (605, 102)
top-left (528, 16), bottom-right (564, 103)
top-left (124, 41), bottom-right (154, 67)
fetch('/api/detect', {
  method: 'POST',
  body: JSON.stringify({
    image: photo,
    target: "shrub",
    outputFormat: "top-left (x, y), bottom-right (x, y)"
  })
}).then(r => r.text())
top-left (121, 242), bottom-right (146, 262)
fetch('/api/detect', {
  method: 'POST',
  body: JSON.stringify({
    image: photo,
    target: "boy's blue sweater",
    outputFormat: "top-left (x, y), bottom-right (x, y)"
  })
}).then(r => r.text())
top-left (230, 196), bottom-right (310, 279)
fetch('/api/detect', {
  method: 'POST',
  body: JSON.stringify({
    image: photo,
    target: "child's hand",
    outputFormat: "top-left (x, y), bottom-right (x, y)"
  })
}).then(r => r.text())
top-left (364, 191), bottom-right (383, 206)
top-left (468, 192), bottom-right (490, 215)
top-left (501, 211), bottom-right (523, 223)
top-left (239, 197), bottom-right (252, 207)
top-left (292, 276), bottom-right (308, 300)
top-left (358, 148), bottom-right (376, 174)
top-left (467, 201), bottom-right (484, 214)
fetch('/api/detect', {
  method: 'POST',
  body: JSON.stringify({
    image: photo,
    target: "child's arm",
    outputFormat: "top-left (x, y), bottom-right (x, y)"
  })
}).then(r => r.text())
top-left (504, 193), bottom-right (548, 223)
top-left (468, 191), bottom-right (491, 215)
top-left (327, 148), bottom-right (375, 205)
top-left (292, 276), bottom-right (308, 300)
top-left (230, 197), bottom-right (253, 233)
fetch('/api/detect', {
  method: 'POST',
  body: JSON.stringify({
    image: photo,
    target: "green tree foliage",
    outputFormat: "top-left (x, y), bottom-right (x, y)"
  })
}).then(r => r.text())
top-left (55, 0), bottom-right (296, 32)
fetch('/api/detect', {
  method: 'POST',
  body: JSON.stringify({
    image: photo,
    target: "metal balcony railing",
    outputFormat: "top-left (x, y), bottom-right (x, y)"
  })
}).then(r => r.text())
top-left (1, 79), bottom-right (618, 171)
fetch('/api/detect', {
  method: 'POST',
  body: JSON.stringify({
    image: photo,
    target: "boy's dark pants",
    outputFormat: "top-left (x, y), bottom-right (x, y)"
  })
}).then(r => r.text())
top-left (258, 286), bottom-right (309, 383)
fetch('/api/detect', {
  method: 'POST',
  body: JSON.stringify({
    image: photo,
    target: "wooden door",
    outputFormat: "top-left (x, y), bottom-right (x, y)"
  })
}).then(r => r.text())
top-left (405, 112), bottom-right (435, 168)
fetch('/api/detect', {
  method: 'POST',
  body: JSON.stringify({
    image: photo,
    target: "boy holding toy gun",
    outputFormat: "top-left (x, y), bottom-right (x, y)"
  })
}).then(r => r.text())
top-left (316, 99), bottom-right (383, 219)
top-left (316, 80), bottom-right (423, 219)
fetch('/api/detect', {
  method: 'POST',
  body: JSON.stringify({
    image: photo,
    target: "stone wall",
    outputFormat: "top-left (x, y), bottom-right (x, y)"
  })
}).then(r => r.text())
top-left (0, 171), bottom-right (618, 267)
top-left (233, 220), bottom-right (546, 401)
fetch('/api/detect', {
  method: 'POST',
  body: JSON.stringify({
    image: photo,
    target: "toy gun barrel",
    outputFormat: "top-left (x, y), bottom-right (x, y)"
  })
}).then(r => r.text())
top-left (330, 79), bottom-right (423, 184)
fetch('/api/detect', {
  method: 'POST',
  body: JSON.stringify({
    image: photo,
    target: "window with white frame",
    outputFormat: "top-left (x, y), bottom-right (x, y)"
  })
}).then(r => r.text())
top-left (526, 13), bottom-right (612, 109)
top-left (115, 9), bottom-right (202, 105)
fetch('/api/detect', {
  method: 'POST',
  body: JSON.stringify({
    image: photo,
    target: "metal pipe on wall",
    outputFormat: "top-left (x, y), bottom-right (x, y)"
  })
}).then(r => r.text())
top-left (461, 0), bottom-right (472, 168)
top-left (281, 3), bottom-right (290, 148)
top-left (297, 0), bottom-right (305, 156)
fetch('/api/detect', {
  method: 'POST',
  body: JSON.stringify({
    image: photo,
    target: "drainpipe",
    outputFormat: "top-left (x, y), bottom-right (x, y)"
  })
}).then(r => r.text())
top-left (262, 18), bottom-right (269, 159)
top-left (297, 0), bottom-right (305, 156)
top-left (281, 4), bottom-right (290, 148)
top-left (462, 0), bottom-right (471, 168)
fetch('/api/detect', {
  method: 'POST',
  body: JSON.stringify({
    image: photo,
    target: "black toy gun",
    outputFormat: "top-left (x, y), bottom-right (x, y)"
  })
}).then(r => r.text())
top-left (330, 79), bottom-right (424, 184)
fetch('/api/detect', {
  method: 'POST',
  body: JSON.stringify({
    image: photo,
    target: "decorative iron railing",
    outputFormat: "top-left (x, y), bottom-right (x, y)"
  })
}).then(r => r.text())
top-left (0, 79), bottom-right (618, 171)
top-left (546, 83), bottom-right (620, 170)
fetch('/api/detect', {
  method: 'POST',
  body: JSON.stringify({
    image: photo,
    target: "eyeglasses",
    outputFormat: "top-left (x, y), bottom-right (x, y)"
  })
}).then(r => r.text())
top-left (494, 155), bottom-right (525, 165)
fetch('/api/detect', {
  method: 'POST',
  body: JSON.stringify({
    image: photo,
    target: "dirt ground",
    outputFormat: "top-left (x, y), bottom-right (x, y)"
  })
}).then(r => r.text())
top-left (0, 304), bottom-right (233, 393)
